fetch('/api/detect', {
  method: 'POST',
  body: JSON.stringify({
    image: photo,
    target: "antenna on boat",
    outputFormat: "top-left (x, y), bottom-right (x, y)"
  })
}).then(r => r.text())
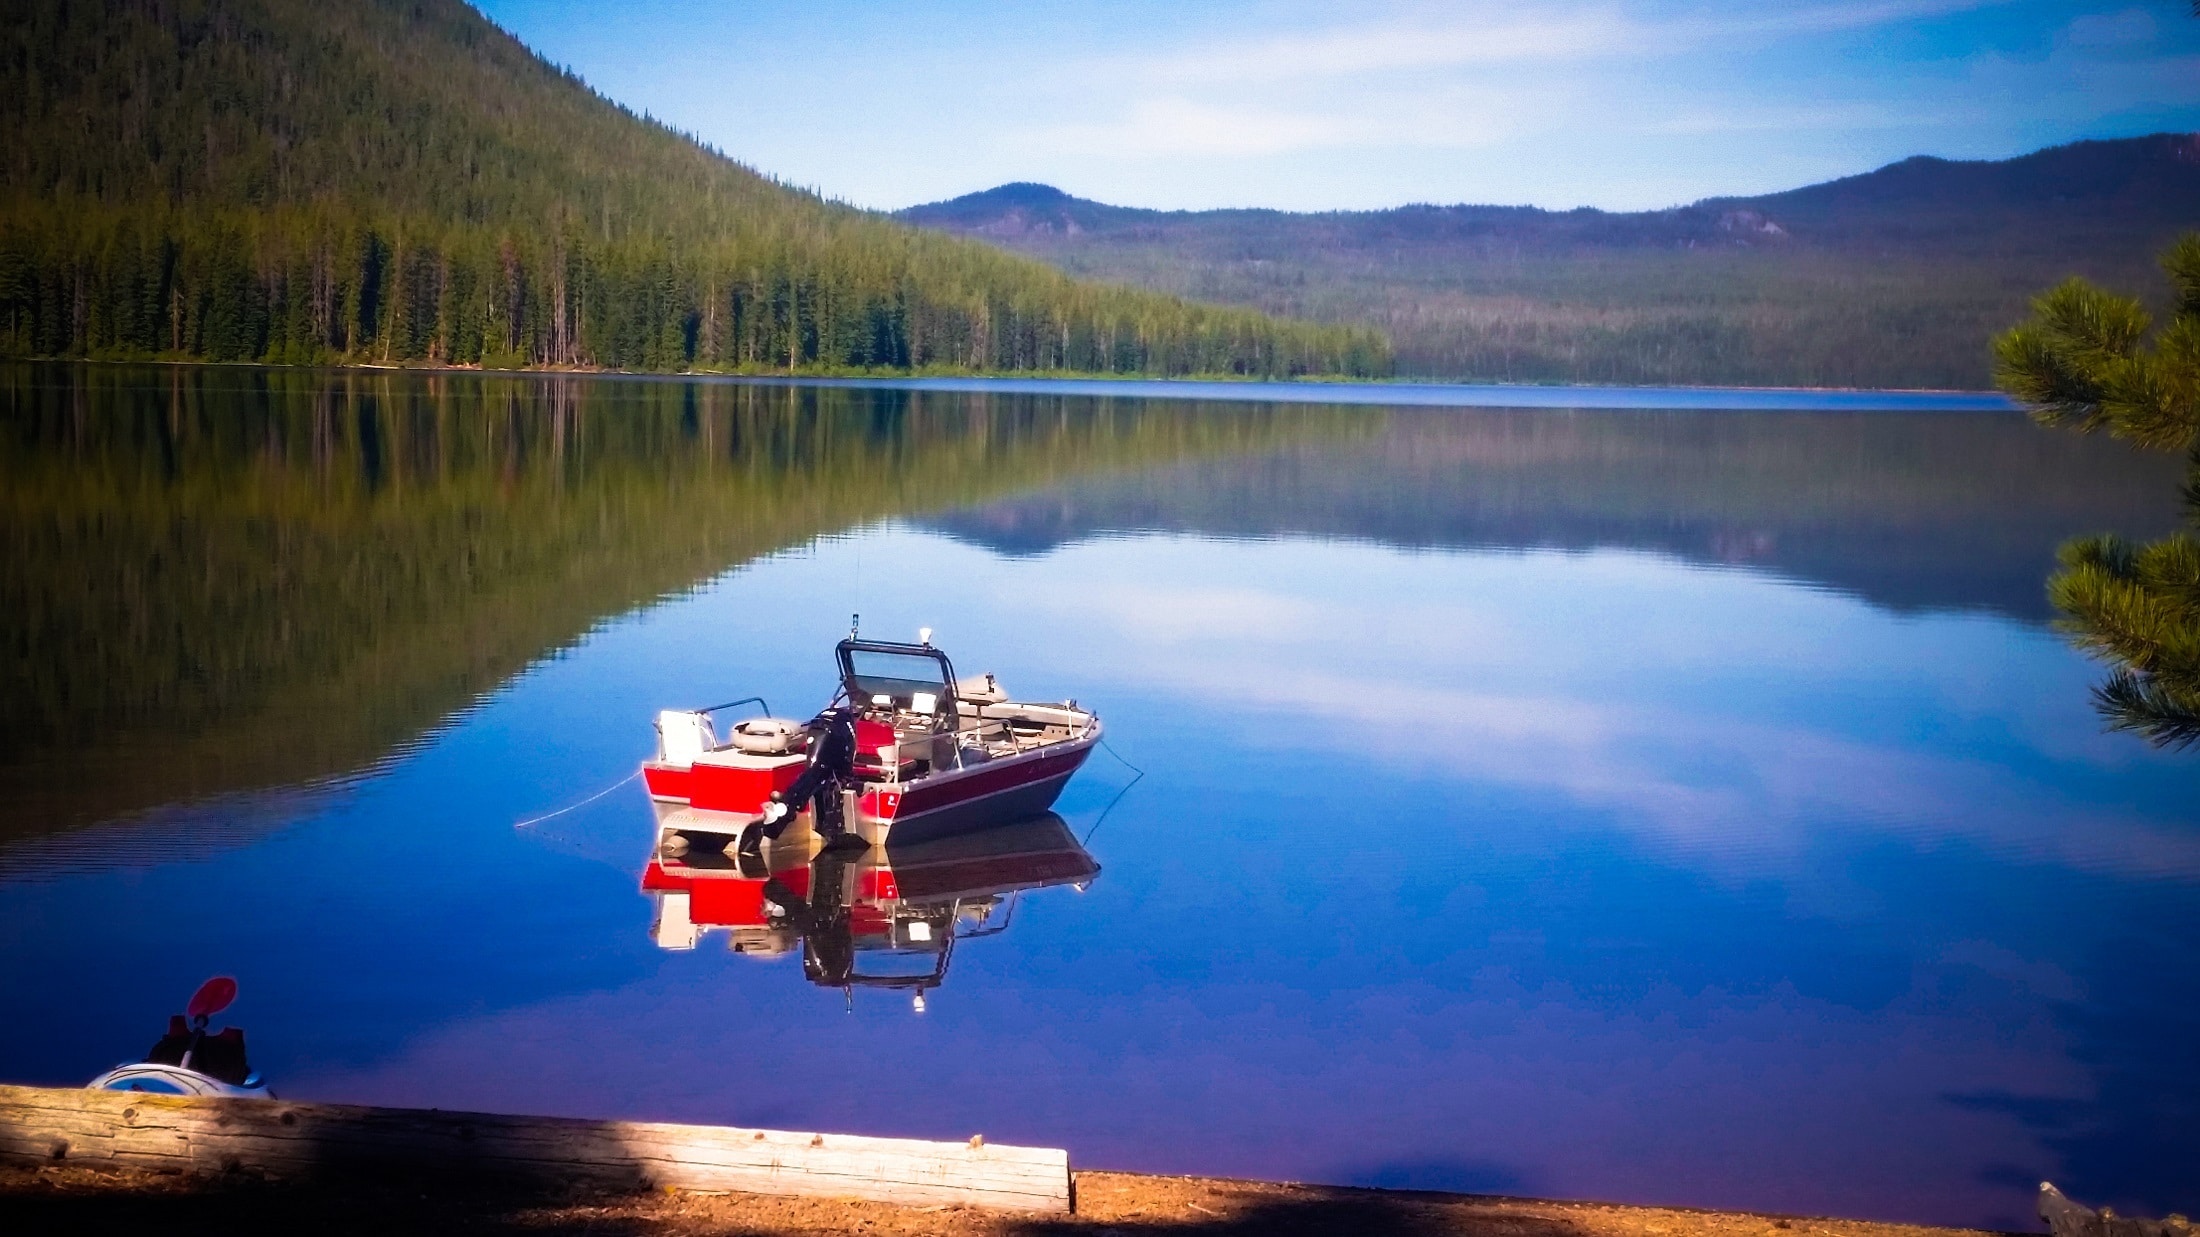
top-left (849, 613), bottom-right (860, 639)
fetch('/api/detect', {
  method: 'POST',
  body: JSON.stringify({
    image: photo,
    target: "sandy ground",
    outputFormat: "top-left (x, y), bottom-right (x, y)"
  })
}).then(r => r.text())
top-left (0, 1163), bottom-right (2009, 1237)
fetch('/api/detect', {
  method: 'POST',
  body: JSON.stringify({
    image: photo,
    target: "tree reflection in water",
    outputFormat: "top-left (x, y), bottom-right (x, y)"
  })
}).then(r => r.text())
top-left (0, 363), bottom-right (1330, 868)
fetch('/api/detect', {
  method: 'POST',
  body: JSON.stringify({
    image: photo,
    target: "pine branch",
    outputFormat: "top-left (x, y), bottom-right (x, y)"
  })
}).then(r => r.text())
top-left (2093, 670), bottom-right (2200, 750)
top-left (1996, 325), bottom-right (2108, 431)
top-left (2012, 234), bottom-right (2200, 753)
top-left (2165, 233), bottom-right (2200, 321)
top-left (2053, 533), bottom-right (2200, 716)
top-left (2101, 328), bottom-right (2200, 450)
top-left (1993, 279), bottom-right (2150, 432)
top-left (2052, 556), bottom-right (2177, 671)
top-left (1996, 246), bottom-right (2200, 450)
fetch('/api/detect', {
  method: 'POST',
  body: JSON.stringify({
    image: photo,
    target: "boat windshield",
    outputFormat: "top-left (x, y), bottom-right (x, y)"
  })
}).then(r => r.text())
top-left (847, 945), bottom-right (950, 988)
top-left (839, 641), bottom-right (954, 708)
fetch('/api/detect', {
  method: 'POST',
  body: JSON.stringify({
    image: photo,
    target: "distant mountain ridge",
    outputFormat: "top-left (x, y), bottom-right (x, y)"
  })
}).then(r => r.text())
top-left (906, 179), bottom-right (1758, 243)
top-left (899, 135), bottom-right (2200, 388)
top-left (904, 135), bottom-right (2200, 253)
top-left (1753, 134), bottom-right (2200, 205)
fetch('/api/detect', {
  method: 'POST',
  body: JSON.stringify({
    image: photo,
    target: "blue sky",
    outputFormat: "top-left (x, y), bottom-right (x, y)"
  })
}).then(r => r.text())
top-left (475, 0), bottom-right (2200, 212)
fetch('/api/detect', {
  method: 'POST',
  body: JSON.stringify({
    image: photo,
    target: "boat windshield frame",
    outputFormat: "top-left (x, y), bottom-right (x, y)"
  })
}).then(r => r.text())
top-left (836, 639), bottom-right (960, 723)
top-left (844, 937), bottom-right (952, 991)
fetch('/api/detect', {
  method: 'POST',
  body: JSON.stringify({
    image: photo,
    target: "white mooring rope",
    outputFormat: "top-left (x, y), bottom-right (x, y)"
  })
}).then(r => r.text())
top-left (513, 769), bottom-right (641, 830)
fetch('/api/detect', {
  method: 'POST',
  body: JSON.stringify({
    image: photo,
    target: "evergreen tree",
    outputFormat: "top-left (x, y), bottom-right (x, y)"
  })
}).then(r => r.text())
top-left (1995, 235), bottom-right (2200, 747)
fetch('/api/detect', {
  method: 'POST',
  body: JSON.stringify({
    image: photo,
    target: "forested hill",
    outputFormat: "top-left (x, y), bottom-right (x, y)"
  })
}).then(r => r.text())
top-left (901, 136), bottom-right (2200, 389)
top-left (0, 0), bottom-right (1384, 377)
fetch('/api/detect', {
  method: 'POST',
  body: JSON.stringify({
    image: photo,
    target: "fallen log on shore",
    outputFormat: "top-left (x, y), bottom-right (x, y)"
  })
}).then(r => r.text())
top-left (0, 1084), bottom-right (1069, 1213)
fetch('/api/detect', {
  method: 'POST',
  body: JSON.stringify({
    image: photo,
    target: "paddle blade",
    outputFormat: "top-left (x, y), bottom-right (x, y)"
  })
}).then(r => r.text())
top-left (185, 976), bottom-right (237, 1019)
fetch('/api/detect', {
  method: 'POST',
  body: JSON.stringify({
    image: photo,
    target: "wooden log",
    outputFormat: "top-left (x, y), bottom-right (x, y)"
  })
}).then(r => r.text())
top-left (0, 1085), bottom-right (1070, 1213)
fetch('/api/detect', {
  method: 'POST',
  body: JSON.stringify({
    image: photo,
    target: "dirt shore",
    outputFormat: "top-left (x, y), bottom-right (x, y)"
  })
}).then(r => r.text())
top-left (0, 1162), bottom-right (2008, 1237)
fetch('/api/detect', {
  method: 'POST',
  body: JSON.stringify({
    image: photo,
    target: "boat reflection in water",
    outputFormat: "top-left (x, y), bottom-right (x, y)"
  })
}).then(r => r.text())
top-left (640, 807), bottom-right (1099, 1008)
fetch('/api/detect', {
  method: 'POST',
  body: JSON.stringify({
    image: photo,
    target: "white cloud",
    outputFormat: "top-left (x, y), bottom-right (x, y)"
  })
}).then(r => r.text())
top-left (1209, 663), bottom-right (2200, 884)
top-left (1731, 0), bottom-right (2022, 38)
top-left (1005, 0), bottom-right (2064, 178)
top-left (1046, 98), bottom-right (1370, 159)
top-left (1636, 99), bottom-right (1919, 137)
top-left (1126, 11), bottom-right (1646, 85)
top-left (1109, 1), bottom-right (2020, 87)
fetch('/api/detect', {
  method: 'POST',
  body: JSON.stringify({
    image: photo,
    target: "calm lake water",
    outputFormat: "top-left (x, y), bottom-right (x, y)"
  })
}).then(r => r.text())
top-left (2, 364), bottom-right (2194, 1230)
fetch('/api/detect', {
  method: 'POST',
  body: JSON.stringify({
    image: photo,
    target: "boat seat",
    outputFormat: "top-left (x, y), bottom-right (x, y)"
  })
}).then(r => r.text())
top-left (145, 1016), bottom-right (190, 1066)
top-left (189, 1027), bottom-right (252, 1086)
top-left (657, 710), bottom-right (719, 765)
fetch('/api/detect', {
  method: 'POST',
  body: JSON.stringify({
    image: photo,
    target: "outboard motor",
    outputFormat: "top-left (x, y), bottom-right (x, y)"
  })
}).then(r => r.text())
top-left (87, 976), bottom-right (272, 1099)
top-left (748, 707), bottom-right (866, 854)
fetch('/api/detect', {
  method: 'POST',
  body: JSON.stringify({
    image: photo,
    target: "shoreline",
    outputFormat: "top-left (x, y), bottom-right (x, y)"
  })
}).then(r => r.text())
top-left (0, 1163), bottom-right (2017, 1237)
top-left (4, 356), bottom-right (2017, 410)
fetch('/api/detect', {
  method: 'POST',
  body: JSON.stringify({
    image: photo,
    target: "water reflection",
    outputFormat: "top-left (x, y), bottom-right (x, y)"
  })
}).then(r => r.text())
top-left (6, 366), bottom-right (2174, 876)
top-left (0, 362), bottom-right (1333, 871)
top-left (642, 809), bottom-right (1099, 1008)
top-left (4, 364), bottom-right (2196, 1230)
top-left (925, 407), bottom-right (2185, 620)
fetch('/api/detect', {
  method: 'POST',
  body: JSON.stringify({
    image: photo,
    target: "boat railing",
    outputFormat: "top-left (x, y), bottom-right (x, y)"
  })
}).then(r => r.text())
top-left (694, 694), bottom-right (772, 720)
top-left (944, 702), bottom-right (1099, 766)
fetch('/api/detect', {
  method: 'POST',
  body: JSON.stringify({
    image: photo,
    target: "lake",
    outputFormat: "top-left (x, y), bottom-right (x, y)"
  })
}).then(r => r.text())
top-left (1, 363), bottom-right (2193, 1230)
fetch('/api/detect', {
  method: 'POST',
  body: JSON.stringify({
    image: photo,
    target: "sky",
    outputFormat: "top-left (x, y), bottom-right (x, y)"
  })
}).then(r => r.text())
top-left (472, 0), bottom-right (2200, 213)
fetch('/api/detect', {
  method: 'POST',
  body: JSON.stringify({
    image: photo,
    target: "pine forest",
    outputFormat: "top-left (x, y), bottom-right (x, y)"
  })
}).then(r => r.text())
top-left (0, 0), bottom-right (1389, 378)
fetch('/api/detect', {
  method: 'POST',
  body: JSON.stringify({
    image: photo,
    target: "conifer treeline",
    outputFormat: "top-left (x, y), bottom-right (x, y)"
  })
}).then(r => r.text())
top-left (0, 0), bottom-right (1387, 377)
top-left (0, 199), bottom-right (1389, 374)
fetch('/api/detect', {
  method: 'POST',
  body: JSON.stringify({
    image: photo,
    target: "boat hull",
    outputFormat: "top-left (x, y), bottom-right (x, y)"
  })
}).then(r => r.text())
top-left (87, 1064), bottom-right (271, 1099)
top-left (866, 737), bottom-right (1095, 845)
top-left (646, 726), bottom-right (1099, 847)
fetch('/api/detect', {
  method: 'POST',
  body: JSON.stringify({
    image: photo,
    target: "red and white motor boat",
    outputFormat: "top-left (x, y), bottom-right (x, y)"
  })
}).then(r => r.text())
top-left (641, 632), bottom-right (1100, 853)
